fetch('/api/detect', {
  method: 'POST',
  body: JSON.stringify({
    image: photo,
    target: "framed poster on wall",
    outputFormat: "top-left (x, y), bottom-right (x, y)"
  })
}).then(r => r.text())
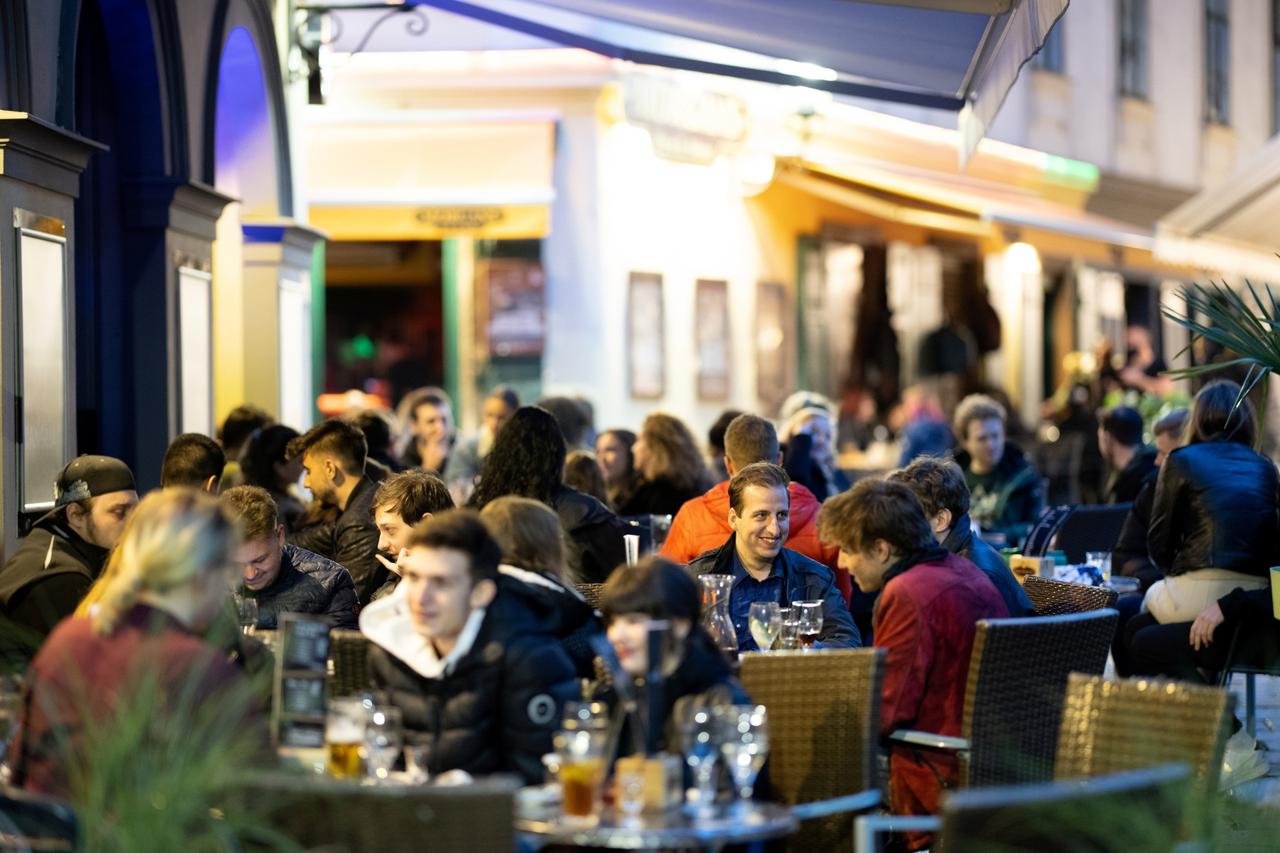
top-left (755, 281), bottom-right (793, 417)
top-left (695, 279), bottom-right (730, 401)
top-left (627, 272), bottom-right (665, 399)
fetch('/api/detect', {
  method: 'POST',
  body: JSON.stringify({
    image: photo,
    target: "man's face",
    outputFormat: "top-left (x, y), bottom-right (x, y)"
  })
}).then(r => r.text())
top-left (963, 418), bottom-right (1005, 470)
top-left (595, 433), bottom-right (628, 482)
top-left (401, 546), bottom-right (476, 641)
top-left (729, 484), bottom-right (790, 566)
top-left (71, 490), bottom-right (140, 549)
top-left (481, 397), bottom-right (515, 439)
top-left (374, 506), bottom-right (417, 558)
top-left (301, 452), bottom-right (337, 506)
top-left (236, 527), bottom-right (286, 591)
top-left (837, 540), bottom-right (894, 593)
top-left (413, 403), bottom-right (452, 443)
top-left (1155, 431), bottom-right (1180, 467)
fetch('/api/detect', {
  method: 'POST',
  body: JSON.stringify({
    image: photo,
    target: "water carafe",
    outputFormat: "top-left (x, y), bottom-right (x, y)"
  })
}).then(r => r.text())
top-left (698, 574), bottom-right (738, 659)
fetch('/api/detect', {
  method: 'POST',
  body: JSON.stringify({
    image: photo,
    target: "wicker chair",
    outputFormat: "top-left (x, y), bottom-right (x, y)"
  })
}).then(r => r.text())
top-left (328, 629), bottom-right (371, 697)
top-left (234, 772), bottom-right (518, 852)
top-left (574, 582), bottom-right (606, 610)
top-left (934, 764), bottom-right (1190, 853)
top-left (1055, 673), bottom-right (1231, 840)
top-left (740, 648), bottom-right (884, 852)
top-left (1022, 576), bottom-right (1118, 615)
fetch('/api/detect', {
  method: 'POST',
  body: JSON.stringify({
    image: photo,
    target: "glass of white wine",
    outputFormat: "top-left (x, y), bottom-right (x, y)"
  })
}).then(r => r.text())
top-left (747, 602), bottom-right (782, 652)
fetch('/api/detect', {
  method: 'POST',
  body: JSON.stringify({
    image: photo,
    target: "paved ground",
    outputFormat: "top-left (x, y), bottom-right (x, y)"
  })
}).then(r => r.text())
top-left (1219, 673), bottom-right (1280, 849)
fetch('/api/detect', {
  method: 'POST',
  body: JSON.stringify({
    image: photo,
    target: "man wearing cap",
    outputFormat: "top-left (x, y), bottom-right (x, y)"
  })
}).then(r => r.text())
top-left (0, 455), bottom-right (139, 637)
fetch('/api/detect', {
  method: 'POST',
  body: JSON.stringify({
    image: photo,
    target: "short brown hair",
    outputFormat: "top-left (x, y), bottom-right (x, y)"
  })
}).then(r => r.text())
top-left (954, 394), bottom-right (1006, 441)
top-left (1187, 381), bottom-right (1256, 447)
top-left (408, 509), bottom-right (501, 582)
top-left (601, 555), bottom-right (699, 624)
top-left (728, 462), bottom-right (790, 514)
top-left (724, 414), bottom-right (779, 469)
top-left (373, 470), bottom-right (454, 525)
top-left (1153, 407), bottom-right (1189, 440)
top-left (887, 456), bottom-right (969, 528)
top-left (479, 496), bottom-right (566, 581)
top-left (221, 485), bottom-right (279, 541)
top-left (286, 419), bottom-right (367, 476)
top-left (818, 479), bottom-right (934, 556)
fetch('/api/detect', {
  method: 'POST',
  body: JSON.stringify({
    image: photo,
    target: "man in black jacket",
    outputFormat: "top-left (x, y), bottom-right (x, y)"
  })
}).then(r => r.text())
top-left (287, 420), bottom-right (384, 603)
top-left (888, 456), bottom-right (1034, 617)
top-left (1097, 406), bottom-right (1157, 504)
top-left (223, 486), bottom-right (358, 629)
top-left (953, 394), bottom-right (1044, 546)
top-left (0, 456), bottom-right (139, 641)
top-left (160, 433), bottom-right (226, 493)
top-left (360, 510), bottom-right (578, 783)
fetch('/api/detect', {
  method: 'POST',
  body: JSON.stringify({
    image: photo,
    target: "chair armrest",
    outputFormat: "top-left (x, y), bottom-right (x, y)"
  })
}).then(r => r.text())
top-left (855, 814), bottom-right (941, 853)
top-left (887, 730), bottom-right (969, 751)
top-left (790, 790), bottom-right (881, 821)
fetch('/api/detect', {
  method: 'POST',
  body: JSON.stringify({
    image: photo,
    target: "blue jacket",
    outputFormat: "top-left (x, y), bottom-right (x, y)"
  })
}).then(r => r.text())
top-left (246, 544), bottom-right (359, 629)
top-left (942, 514), bottom-right (1034, 617)
top-left (686, 536), bottom-right (861, 649)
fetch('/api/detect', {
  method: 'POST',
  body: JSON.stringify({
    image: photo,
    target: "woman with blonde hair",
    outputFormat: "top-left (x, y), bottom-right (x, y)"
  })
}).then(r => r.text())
top-left (479, 496), bottom-right (603, 676)
top-left (13, 489), bottom-right (265, 796)
top-left (616, 413), bottom-right (712, 517)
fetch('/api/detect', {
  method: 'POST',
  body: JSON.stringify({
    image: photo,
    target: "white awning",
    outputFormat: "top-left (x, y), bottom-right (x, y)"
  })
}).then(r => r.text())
top-left (415, 0), bottom-right (1068, 164)
top-left (1156, 133), bottom-right (1280, 281)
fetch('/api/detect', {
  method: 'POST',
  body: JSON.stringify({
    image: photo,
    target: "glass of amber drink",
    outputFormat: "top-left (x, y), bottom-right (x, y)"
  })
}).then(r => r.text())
top-left (556, 729), bottom-right (606, 823)
top-left (326, 697), bottom-right (367, 779)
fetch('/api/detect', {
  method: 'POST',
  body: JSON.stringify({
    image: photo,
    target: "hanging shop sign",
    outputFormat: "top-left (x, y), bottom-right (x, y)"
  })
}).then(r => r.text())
top-left (622, 78), bottom-right (748, 165)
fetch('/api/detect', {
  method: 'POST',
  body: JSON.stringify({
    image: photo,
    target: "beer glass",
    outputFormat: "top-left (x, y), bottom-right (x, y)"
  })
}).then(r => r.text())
top-left (555, 728), bottom-right (606, 823)
top-left (326, 697), bottom-right (366, 779)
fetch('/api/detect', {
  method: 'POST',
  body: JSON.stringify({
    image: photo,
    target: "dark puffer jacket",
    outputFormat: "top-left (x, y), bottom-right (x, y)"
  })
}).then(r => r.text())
top-left (1148, 441), bottom-right (1280, 577)
top-left (362, 576), bottom-right (579, 784)
top-left (941, 514), bottom-right (1034, 617)
top-left (245, 545), bottom-right (359, 630)
top-left (552, 487), bottom-right (628, 584)
top-left (498, 564), bottom-right (603, 679)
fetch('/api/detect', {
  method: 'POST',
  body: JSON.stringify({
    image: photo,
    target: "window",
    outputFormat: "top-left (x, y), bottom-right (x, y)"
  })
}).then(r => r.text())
top-left (1205, 0), bottom-right (1230, 125)
top-left (1273, 1), bottom-right (1280, 133)
top-left (1118, 0), bottom-right (1148, 98)
top-left (1035, 21), bottom-right (1065, 74)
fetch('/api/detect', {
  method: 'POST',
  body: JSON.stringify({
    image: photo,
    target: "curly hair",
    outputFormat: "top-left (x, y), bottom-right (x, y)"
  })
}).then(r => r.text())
top-left (639, 413), bottom-right (711, 494)
top-left (467, 406), bottom-right (566, 509)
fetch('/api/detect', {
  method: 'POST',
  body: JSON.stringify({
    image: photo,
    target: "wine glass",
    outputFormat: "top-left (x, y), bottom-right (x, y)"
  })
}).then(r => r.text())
top-left (236, 596), bottom-right (259, 634)
top-left (718, 705), bottom-right (769, 810)
top-left (748, 602), bottom-right (781, 652)
top-left (364, 706), bottom-right (404, 782)
top-left (796, 601), bottom-right (823, 649)
top-left (679, 704), bottom-right (720, 817)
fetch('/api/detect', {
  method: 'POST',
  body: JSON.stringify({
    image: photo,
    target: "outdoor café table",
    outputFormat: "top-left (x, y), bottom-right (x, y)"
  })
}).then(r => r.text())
top-left (515, 798), bottom-right (797, 851)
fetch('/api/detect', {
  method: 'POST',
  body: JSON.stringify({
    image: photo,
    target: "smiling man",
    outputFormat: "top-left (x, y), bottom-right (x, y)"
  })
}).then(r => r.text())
top-left (369, 470), bottom-right (455, 601)
top-left (360, 510), bottom-right (578, 783)
top-left (222, 486), bottom-right (357, 629)
top-left (686, 462), bottom-right (859, 652)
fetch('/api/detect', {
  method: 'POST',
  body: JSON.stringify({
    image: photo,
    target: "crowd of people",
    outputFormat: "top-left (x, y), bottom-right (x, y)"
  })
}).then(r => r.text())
top-left (0, 370), bottom-right (1275, 849)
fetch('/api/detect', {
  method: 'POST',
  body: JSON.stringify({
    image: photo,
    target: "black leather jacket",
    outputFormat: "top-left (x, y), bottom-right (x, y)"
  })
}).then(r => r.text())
top-left (1148, 441), bottom-right (1280, 578)
top-left (289, 477), bottom-right (384, 603)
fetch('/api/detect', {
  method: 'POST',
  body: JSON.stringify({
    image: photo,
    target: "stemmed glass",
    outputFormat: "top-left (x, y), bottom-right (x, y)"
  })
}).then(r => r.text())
top-left (796, 601), bottom-right (823, 649)
top-left (364, 706), bottom-right (404, 782)
top-left (748, 602), bottom-right (782, 652)
top-left (679, 704), bottom-right (720, 817)
top-left (718, 705), bottom-right (769, 811)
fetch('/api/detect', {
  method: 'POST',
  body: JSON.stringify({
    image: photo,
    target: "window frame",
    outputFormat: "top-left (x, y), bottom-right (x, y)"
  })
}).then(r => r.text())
top-left (1118, 0), bottom-right (1149, 99)
top-left (1205, 0), bottom-right (1231, 126)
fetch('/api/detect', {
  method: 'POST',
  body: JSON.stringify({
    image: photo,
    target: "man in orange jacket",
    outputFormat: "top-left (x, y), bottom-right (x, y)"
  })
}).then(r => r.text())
top-left (661, 414), bottom-right (853, 607)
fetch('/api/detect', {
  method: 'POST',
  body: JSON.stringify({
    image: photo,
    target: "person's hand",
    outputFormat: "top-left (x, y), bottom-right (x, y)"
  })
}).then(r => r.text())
top-left (1189, 602), bottom-right (1225, 651)
top-left (375, 548), bottom-right (408, 576)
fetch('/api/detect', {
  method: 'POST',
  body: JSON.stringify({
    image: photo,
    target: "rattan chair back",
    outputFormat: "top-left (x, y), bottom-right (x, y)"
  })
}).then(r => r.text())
top-left (235, 772), bottom-right (518, 851)
top-left (740, 648), bottom-right (884, 852)
top-left (1022, 576), bottom-right (1118, 615)
top-left (329, 629), bottom-right (371, 696)
top-left (936, 764), bottom-right (1190, 853)
top-left (575, 582), bottom-right (605, 610)
top-left (962, 611), bottom-right (1118, 787)
top-left (1055, 673), bottom-right (1231, 839)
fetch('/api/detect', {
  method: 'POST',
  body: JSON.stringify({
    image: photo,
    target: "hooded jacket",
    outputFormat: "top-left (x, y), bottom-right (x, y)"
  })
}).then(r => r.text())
top-left (497, 564), bottom-right (604, 679)
top-left (954, 443), bottom-right (1044, 544)
top-left (661, 481), bottom-right (853, 606)
top-left (245, 545), bottom-right (359, 630)
top-left (941, 514), bottom-right (1034, 617)
top-left (0, 511), bottom-right (109, 638)
top-left (361, 575), bottom-right (579, 784)
top-left (686, 536), bottom-right (861, 649)
top-left (551, 487), bottom-right (628, 584)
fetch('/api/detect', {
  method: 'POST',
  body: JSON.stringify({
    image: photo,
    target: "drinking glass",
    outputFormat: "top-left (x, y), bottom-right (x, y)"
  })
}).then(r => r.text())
top-left (364, 706), bottom-right (403, 781)
top-left (236, 596), bottom-right (259, 634)
top-left (796, 601), bottom-right (824, 649)
top-left (679, 704), bottom-right (720, 817)
top-left (777, 607), bottom-right (801, 650)
top-left (555, 728), bottom-right (606, 824)
top-left (718, 705), bottom-right (769, 809)
top-left (325, 697), bottom-right (367, 779)
top-left (1086, 551), bottom-right (1112, 583)
top-left (616, 761), bottom-right (647, 825)
top-left (748, 602), bottom-right (782, 652)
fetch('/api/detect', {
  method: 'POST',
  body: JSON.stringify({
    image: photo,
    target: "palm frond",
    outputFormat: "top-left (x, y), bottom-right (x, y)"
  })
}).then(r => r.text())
top-left (1162, 281), bottom-right (1280, 390)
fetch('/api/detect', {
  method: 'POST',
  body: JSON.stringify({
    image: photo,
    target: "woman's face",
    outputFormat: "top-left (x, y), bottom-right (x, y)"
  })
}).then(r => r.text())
top-left (596, 433), bottom-right (630, 483)
top-left (606, 613), bottom-right (690, 677)
top-left (632, 435), bottom-right (651, 477)
top-left (413, 402), bottom-right (454, 443)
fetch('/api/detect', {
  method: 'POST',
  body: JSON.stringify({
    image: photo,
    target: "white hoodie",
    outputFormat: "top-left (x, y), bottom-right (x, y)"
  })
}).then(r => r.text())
top-left (358, 581), bottom-right (487, 680)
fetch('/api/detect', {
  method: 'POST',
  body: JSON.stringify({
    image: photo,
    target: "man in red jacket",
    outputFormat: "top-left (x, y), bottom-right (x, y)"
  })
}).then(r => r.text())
top-left (661, 414), bottom-right (853, 606)
top-left (819, 479), bottom-right (1006, 851)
